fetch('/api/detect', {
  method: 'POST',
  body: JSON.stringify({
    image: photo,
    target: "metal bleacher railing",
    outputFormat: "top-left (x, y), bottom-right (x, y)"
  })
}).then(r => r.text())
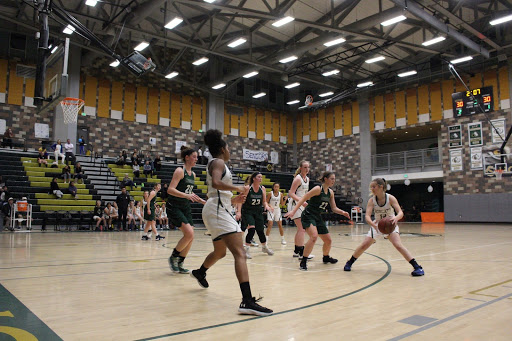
top-left (372, 147), bottom-right (441, 173)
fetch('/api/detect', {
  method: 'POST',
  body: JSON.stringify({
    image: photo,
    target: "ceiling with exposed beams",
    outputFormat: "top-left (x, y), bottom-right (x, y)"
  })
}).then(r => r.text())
top-left (1, 0), bottom-right (512, 109)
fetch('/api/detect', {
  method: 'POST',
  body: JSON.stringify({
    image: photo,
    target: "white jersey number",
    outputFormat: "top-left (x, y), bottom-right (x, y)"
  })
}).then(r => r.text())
top-left (185, 185), bottom-right (194, 194)
top-left (319, 202), bottom-right (328, 210)
top-left (251, 199), bottom-right (261, 206)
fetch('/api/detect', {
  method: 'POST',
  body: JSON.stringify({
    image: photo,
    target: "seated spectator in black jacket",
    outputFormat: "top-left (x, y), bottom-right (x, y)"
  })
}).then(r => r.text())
top-left (132, 160), bottom-right (140, 178)
top-left (115, 152), bottom-right (125, 166)
top-left (122, 150), bottom-right (128, 163)
top-left (38, 149), bottom-right (48, 167)
top-left (143, 160), bottom-right (153, 177)
top-left (121, 174), bottom-right (136, 188)
top-left (68, 181), bottom-right (78, 199)
top-left (130, 149), bottom-right (139, 165)
top-left (1, 186), bottom-right (11, 203)
top-left (1, 197), bottom-right (14, 231)
top-left (51, 177), bottom-right (63, 198)
top-left (154, 155), bottom-right (162, 171)
top-left (161, 183), bottom-right (169, 201)
top-left (62, 165), bottom-right (71, 184)
top-left (74, 162), bottom-right (84, 184)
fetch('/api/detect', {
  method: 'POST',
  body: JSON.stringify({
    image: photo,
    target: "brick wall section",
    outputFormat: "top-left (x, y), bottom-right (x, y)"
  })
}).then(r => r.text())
top-left (441, 109), bottom-right (512, 195)
top-left (297, 135), bottom-right (361, 198)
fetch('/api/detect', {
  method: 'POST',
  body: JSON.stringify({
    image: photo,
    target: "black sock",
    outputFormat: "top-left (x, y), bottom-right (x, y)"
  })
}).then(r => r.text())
top-left (347, 256), bottom-right (357, 265)
top-left (240, 281), bottom-right (252, 300)
top-left (409, 258), bottom-right (420, 269)
top-left (300, 257), bottom-right (308, 266)
top-left (178, 256), bottom-right (185, 263)
top-left (323, 255), bottom-right (330, 261)
top-left (294, 245), bottom-right (300, 253)
top-left (172, 248), bottom-right (180, 257)
top-left (199, 264), bottom-right (209, 275)
top-left (299, 246), bottom-right (305, 256)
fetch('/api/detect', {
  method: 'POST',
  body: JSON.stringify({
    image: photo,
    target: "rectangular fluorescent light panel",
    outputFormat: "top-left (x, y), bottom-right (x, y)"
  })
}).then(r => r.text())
top-left (165, 17), bottom-right (183, 30)
top-left (287, 100), bottom-right (300, 105)
top-left (212, 83), bottom-right (226, 89)
top-left (192, 57), bottom-right (209, 65)
top-left (51, 46), bottom-right (59, 54)
top-left (110, 60), bottom-right (120, 67)
top-left (422, 36), bottom-right (446, 46)
top-left (228, 38), bottom-right (246, 48)
top-left (365, 56), bottom-right (385, 63)
top-left (165, 72), bottom-right (179, 79)
top-left (243, 71), bottom-right (259, 78)
top-left (319, 92), bottom-right (333, 97)
top-left (272, 16), bottom-right (294, 27)
top-left (204, 0), bottom-right (216, 3)
top-left (398, 70), bottom-right (417, 77)
top-left (450, 56), bottom-right (473, 64)
top-left (85, 0), bottom-right (98, 6)
top-left (324, 37), bottom-right (346, 47)
top-left (134, 41), bottom-right (149, 51)
top-left (279, 56), bottom-right (298, 63)
top-left (322, 70), bottom-right (339, 77)
top-left (490, 14), bottom-right (512, 25)
top-left (357, 81), bottom-right (373, 88)
top-left (285, 82), bottom-right (300, 89)
top-left (63, 25), bottom-right (75, 35)
top-left (381, 15), bottom-right (407, 26)
top-left (253, 92), bottom-right (266, 98)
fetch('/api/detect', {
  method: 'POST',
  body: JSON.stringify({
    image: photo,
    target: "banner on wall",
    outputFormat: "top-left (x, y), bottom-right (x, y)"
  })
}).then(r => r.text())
top-left (448, 125), bottom-right (462, 148)
top-left (175, 141), bottom-right (187, 153)
top-left (0, 119), bottom-right (6, 135)
top-left (470, 147), bottom-right (483, 170)
top-left (34, 123), bottom-right (49, 139)
top-left (490, 118), bottom-right (506, 144)
top-left (450, 148), bottom-right (463, 171)
top-left (468, 122), bottom-right (483, 146)
top-left (243, 149), bottom-right (268, 162)
top-left (270, 151), bottom-right (279, 164)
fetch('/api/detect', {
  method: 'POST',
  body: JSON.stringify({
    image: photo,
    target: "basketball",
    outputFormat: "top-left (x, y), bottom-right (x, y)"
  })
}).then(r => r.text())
top-left (378, 217), bottom-right (395, 234)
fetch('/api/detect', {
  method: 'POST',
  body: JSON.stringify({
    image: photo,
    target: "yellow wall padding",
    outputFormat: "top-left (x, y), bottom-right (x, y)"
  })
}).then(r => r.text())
top-left (136, 86), bottom-right (148, 116)
top-left (160, 90), bottom-right (170, 120)
top-left (256, 109), bottom-right (264, 139)
top-left (147, 88), bottom-right (159, 125)
top-left (192, 96), bottom-right (202, 131)
top-left (430, 83), bottom-right (442, 121)
top-left (8, 62), bottom-right (23, 105)
top-left (395, 91), bottom-right (406, 119)
top-left (84, 75), bottom-right (97, 109)
top-left (97, 79), bottom-right (110, 118)
top-left (111, 81), bottom-right (123, 112)
top-left (182, 95), bottom-right (191, 124)
top-left (171, 93), bottom-right (181, 128)
top-left (406, 88), bottom-right (418, 125)
top-left (124, 84), bottom-right (135, 121)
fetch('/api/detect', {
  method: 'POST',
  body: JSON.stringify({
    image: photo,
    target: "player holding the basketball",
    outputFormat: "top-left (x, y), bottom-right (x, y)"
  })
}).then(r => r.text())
top-left (289, 160), bottom-right (313, 259)
top-left (167, 146), bottom-right (206, 274)
top-left (265, 183), bottom-right (287, 245)
top-left (285, 171), bottom-right (349, 271)
top-left (141, 183), bottom-right (165, 241)
top-left (343, 178), bottom-right (424, 276)
top-left (190, 129), bottom-right (273, 316)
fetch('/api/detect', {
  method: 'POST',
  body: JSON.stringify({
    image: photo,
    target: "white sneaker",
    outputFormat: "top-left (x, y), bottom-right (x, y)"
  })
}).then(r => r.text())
top-left (299, 254), bottom-right (315, 260)
top-left (262, 245), bottom-right (274, 256)
top-left (245, 245), bottom-right (252, 259)
top-left (281, 238), bottom-right (287, 245)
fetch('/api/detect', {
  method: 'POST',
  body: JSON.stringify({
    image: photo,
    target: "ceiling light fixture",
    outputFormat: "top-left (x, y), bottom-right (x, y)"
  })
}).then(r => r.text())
top-left (165, 71), bottom-right (179, 79)
top-left (319, 91), bottom-right (333, 97)
top-left (62, 25), bottom-right (75, 35)
top-left (165, 17), bottom-right (183, 30)
top-left (212, 83), bottom-right (226, 89)
top-left (322, 69), bottom-right (339, 77)
top-left (134, 41), bottom-right (149, 51)
top-left (287, 100), bottom-right (300, 105)
top-left (357, 81), bottom-right (373, 88)
top-left (253, 92), bottom-right (266, 98)
top-left (243, 71), bottom-right (259, 78)
top-left (365, 56), bottom-right (385, 63)
top-left (398, 70), bottom-right (417, 77)
top-left (272, 16), bottom-right (294, 27)
top-left (85, 0), bottom-right (98, 7)
top-left (324, 37), bottom-right (346, 47)
top-left (203, 0), bottom-right (216, 3)
top-left (192, 57), bottom-right (209, 65)
top-left (227, 38), bottom-right (246, 48)
top-left (450, 56), bottom-right (473, 64)
top-left (422, 36), bottom-right (446, 46)
top-left (285, 82), bottom-right (300, 89)
top-left (279, 55), bottom-right (298, 63)
top-left (110, 60), bottom-right (120, 67)
top-left (381, 15), bottom-right (407, 26)
top-left (50, 46), bottom-right (59, 54)
top-left (490, 14), bottom-right (512, 25)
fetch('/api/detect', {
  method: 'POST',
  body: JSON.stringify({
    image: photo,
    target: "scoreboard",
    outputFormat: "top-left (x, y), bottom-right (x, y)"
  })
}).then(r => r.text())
top-left (452, 86), bottom-right (493, 117)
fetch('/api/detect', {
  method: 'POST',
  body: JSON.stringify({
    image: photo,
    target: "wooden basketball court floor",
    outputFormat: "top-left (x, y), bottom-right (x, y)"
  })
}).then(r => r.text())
top-left (1, 223), bottom-right (511, 340)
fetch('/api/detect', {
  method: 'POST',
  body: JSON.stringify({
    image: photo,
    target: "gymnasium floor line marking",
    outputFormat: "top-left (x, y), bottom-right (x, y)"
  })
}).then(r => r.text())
top-left (0, 258), bottom-right (169, 270)
top-left (135, 252), bottom-right (392, 340)
top-left (464, 298), bottom-right (488, 302)
top-left (469, 279), bottom-right (512, 297)
top-left (387, 293), bottom-right (512, 341)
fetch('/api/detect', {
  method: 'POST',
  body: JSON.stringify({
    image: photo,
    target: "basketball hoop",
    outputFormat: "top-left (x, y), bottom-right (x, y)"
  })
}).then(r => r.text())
top-left (305, 95), bottom-right (313, 106)
top-left (143, 58), bottom-right (152, 71)
top-left (60, 97), bottom-right (84, 124)
top-left (494, 169), bottom-right (504, 180)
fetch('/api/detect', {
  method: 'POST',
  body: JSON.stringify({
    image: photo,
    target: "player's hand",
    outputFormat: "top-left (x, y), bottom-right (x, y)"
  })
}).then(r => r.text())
top-left (284, 211), bottom-right (294, 218)
top-left (235, 212), bottom-right (241, 221)
top-left (237, 185), bottom-right (249, 195)
top-left (340, 210), bottom-right (349, 218)
top-left (390, 217), bottom-right (399, 225)
top-left (267, 206), bottom-right (274, 213)
top-left (302, 202), bottom-right (308, 208)
top-left (232, 194), bottom-right (247, 205)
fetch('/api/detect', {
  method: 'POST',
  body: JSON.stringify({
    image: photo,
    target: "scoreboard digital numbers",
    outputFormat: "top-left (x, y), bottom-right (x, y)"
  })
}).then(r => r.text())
top-left (452, 86), bottom-right (493, 117)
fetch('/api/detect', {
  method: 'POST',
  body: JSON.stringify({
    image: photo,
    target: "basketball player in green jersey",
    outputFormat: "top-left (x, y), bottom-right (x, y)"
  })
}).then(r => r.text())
top-left (286, 171), bottom-right (349, 271)
top-left (141, 183), bottom-right (165, 241)
top-left (167, 146), bottom-right (206, 274)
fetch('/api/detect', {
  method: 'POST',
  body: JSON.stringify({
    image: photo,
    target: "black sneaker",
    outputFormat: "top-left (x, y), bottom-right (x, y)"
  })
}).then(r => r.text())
top-left (141, 235), bottom-right (150, 240)
top-left (155, 235), bottom-right (165, 240)
top-left (238, 297), bottom-right (273, 316)
top-left (299, 261), bottom-right (308, 271)
top-left (323, 256), bottom-right (338, 264)
top-left (191, 269), bottom-right (209, 288)
top-left (343, 261), bottom-right (352, 271)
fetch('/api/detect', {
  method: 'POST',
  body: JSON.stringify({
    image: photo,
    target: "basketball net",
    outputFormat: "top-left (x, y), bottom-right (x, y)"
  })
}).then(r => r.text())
top-left (495, 169), bottom-right (504, 180)
top-left (305, 95), bottom-right (313, 106)
top-left (60, 97), bottom-right (85, 124)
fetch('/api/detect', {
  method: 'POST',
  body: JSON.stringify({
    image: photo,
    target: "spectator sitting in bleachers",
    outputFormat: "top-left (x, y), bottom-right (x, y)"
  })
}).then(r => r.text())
top-left (115, 151), bottom-right (125, 166)
top-left (121, 174), bottom-right (136, 189)
top-left (93, 200), bottom-right (105, 231)
top-left (68, 181), bottom-right (78, 199)
top-left (1, 185), bottom-right (10, 202)
top-left (134, 201), bottom-right (144, 229)
top-left (127, 200), bottom-right (136, 230)
top-left (53, 139), bottom-right (65, 165)
top-left (122, 150), bottom-right (128, 163)
top-left (51, 177), bottom-right (63, 199)
top-left (143, 160), bottom-right (153, 178)
top-left (62, 165), bottom-right (71, 184)
top-left (64, 139), bottom-right (75, 165)
top-left (130, 149), bottom-right (139, 165)
top-left (111, 202), bottom-right (119, 229)
top-left (1, 197), bottom-right (14, 231)
top-left (74, 162), bottom-right (84, 184)
top-left (103, 202), bottom-right (113, 231)
top-left (154, 155), bottom-right (162, 171)
top-left (2, 128), bottom-right (14, 149)
top-left (133, 160), bottom-right (140, 178)
top-left (38, 149), bottom-right (48, 167)
top-left (161, 183), bottom-right (169, 201)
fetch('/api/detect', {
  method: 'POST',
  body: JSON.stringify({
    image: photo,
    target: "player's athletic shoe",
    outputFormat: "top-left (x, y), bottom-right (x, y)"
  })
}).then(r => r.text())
top-left (169, 256), bottom-right (179, 272)
top-left (343, 262), bottom-right (352, 271)
top-left (299, 261), bottom-right (308, 271)
top-left (299, 254), bottom-right (314, 260)
top-left (141, 235), bottom-right (150, 240)
top-left (262, 245), bottom-right (274, 256)
top-left (155, 235), bottom-right (165, 241)
top-left (323, 256), bottom-right (338, 264)
top-left (238, 297), bottom-right (273, 316)
top-left (411, 266), bottom-right (424, 276)
top-left (250, 239), bottom-right (259, 247)
top-left (178, 262), bottom-right (189, 274)
top-left (244, 245), bottom-right (252, 259)
top-left (293, 251), bottom-right (301, 258)
top-left (281, 238), bottom-right (287, 245)
top-left (191, 270), bottom-right (208, 288)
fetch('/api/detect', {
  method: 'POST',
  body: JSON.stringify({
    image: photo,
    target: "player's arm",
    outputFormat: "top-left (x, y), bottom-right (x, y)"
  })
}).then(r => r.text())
top-left (328, 189), bottom-right (349, 218)
top-left (262, 187), bottom-right (273, 212)
top-left (235, 203), bottom-right (242, 221)
top-left (280, 193), bottom-right (286, 206)
top-left (168, 168), bottom-right (186, 197)
top-left (285, 186), bottom-right (321, 218)
top-left (288, 176), bottom-right (302, 202)
top-left (365, 199), bottom-right (377, 228)
top-left (192, 171), bottom-right (206, 204)
top-left (210, 159), bottom-right (245, 193)
top-left (146, 191), bottom-right (156, 213)
top-left (389, 195), bottom-right (403, 225)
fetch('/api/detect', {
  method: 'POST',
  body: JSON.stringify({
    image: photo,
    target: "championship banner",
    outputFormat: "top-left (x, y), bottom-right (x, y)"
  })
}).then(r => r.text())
top-left (470, 147), bottom-right (483, 170)
top-left (491, 119), bottom-right (506, 144)
top-left (243, 149), bottom-right (268, 162)
top-left (448, 125), bottom-right (462, 148)
top-left (450, 148), bottom-right (463, 171)
top-left (468, 122), bottom-right (483, 146)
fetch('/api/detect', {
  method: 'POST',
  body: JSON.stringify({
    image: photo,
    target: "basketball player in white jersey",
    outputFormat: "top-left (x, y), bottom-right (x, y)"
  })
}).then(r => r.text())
top-left (343, 178), bottom-right (424, 276)
top-left (288, 160), bottom-right (314, 259)
top-left (190, 129), bottom-right (273, 316)
top-left (266, 183), bottom-right (287, 245)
